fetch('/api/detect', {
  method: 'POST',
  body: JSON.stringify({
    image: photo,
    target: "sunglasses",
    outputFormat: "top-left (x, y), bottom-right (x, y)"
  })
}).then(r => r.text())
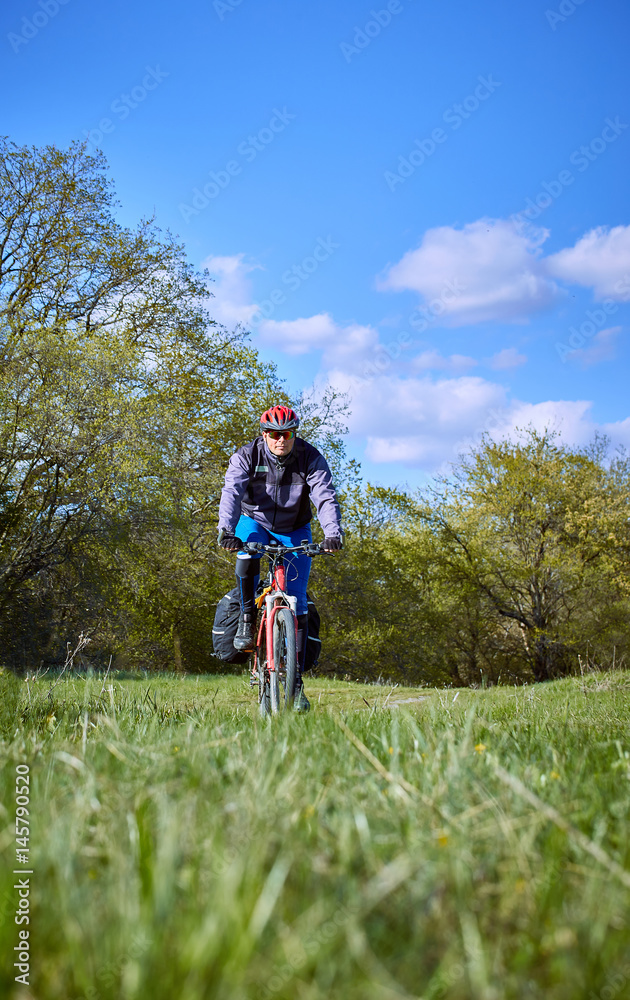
top-left (265, 430), bottom-right (295, 440)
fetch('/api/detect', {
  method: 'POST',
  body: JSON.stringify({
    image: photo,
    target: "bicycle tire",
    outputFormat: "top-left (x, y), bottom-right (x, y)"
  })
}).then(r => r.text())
top-left (257, 620), bottom-right (271, 718)
top-left (273, 606), bottom-right (298, 709)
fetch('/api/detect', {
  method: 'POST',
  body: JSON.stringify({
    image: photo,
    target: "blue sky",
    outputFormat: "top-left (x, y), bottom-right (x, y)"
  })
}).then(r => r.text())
top-left (3, 0), bottom-right (629, 488)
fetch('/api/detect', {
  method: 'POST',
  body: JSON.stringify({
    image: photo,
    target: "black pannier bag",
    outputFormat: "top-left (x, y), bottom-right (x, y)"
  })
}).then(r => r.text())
top-left (212, 588), bottom-right (250, 664)
top-left (304, 594), bottom-right (321, 672)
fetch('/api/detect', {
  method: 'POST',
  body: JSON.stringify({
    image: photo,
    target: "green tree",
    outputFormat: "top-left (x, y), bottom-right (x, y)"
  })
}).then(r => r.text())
top-left (89, 329), bottom-right (289, 671)
top-left (312, 474), bottom-right (436, 684)
top-left (0, 137), bottom-right (290, 669)
top-left (414, 428), bottom-right (630, 682)
top-left (0, 138), bottom-right (209, 599)
top-left (0, 328), bottom-right (142, 611)
top-left (0, 137), bottom-right (206, 345)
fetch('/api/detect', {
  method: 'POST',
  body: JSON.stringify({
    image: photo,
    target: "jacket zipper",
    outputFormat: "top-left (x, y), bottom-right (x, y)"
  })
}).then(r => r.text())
top-left (272, 460), bottom-right (279, 530)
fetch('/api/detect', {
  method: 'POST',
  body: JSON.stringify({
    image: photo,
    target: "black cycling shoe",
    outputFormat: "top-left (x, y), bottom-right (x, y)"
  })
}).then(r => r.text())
top-left (293, 679), bottom-right (311, 713)
top-left (234, 613), bottom-right (256, 651)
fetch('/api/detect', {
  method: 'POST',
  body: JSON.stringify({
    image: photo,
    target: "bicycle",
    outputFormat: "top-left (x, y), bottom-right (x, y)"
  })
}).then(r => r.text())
top-left (243, 540), bottom-right (325, 717)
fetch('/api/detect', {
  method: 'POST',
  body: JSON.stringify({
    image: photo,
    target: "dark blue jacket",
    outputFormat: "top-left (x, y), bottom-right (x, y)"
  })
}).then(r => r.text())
top-left (218, 436), bottom-right (342, 537)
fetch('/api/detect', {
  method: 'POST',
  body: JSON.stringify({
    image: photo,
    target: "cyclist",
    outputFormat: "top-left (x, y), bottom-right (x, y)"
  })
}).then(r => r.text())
top-left (217, 405), bottom-right (344, 711)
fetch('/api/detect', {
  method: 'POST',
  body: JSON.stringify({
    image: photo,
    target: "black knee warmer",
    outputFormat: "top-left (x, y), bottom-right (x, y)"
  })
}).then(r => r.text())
top-left (235, 555), bottom-right (260, 613)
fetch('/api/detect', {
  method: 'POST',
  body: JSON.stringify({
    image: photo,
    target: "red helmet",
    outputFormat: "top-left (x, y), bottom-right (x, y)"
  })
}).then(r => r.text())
top-left (260, 405), bottom-right (300, 431)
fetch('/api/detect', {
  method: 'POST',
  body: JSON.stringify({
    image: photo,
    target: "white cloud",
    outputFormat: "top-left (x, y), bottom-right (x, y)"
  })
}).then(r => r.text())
top-left (201, 253), bottom-right (261, 329)
top-left (546, 226), bottom-right (630, 301)
top-left (258, 314), bottom-right (380, 368)
top-left (411, 351), bottom-right (477, 372)
top-left (379, 218), bottom-right (560, 326)
top-left (565, 326), bottom-right (622, 368)
top-left (257, 313), bottom-right (337, 355)
top-left (495, 399), bottom-right (594, 447)
top-left (601, 415), bottom-right (630, 450)
top-left (198, 246), bottom-right (630, 473)
top-left (489, 347), bottom-right (527, 370)
top-left (199, 255), bottom-right (384, 371)
top-left (378, 219), bottom-right (630, 328)
top-left (328, 364), bottom-right (630, 470)
top-left (329, 370), bottom-right (507, 466)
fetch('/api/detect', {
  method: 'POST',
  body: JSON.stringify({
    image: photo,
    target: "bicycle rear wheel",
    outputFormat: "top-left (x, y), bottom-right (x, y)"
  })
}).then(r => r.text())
top-left (273, 606), bottom-right (298, 709)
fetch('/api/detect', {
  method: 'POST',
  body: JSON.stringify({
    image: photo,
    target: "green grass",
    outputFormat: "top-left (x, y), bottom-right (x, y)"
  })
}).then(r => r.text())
top-left (1, 669), bottom-right (630, 1000)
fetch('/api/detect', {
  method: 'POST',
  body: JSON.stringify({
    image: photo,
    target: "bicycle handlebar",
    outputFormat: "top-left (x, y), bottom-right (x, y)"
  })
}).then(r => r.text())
top-left (242, 540), bottom-right (327, 558)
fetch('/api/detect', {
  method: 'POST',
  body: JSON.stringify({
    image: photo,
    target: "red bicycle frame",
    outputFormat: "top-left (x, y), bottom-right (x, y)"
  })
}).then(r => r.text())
top-left (242, 539), bottom-right (324, 715)
top-left (253, 560), bottom-right (298, 681)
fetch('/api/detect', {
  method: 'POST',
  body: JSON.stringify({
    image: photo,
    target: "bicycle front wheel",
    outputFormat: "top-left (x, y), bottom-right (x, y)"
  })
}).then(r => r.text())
top-left (257, 619), bottom-right (271, 718)
top-left (269, 669), bottom-right (280, 714)
top-left (273, 606), bottom-right (298, 709)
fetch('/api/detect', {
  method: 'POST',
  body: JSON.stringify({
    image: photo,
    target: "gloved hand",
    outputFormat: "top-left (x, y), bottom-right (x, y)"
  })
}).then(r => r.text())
top-left (323, 536), bottom-right (343, 552)
top-left (218, 529), bottom-right (243, 551)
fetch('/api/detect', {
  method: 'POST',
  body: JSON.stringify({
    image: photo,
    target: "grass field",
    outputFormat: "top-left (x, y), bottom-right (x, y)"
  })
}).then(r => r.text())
top-left (1, 668), bottom-right (630, 1000)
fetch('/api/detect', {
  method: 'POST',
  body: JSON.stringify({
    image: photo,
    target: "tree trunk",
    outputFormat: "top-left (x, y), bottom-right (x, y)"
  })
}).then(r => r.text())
top-left (173, 630), bottom-right (183, 673)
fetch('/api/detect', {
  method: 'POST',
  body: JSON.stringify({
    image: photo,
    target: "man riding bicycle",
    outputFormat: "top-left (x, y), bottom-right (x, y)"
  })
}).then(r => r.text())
top-left (217, 405), bottom-right (344, 711)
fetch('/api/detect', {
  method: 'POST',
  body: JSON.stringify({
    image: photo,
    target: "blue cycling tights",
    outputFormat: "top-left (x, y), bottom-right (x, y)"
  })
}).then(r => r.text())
top-left (234, 515), bottom-right (312, 616)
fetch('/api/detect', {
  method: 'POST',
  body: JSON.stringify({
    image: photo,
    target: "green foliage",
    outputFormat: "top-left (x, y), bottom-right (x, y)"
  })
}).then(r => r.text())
top-left (1, 138), bottom-right (628, 684)
top-left (413, 429), bottom-right (630, 682)
top-left (0, 667), bottom-right (22, 739)
top-left (1, 672), bottom-right (630, 999)
top-left (313, 476), bottom-right (433, 684)
top-left (0, 138), bottom-right (289, 669)
top-left (310, 429), bottom-right (629, 688)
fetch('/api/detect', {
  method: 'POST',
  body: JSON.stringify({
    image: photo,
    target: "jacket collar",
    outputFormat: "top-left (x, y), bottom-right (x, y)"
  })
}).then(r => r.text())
top-left (261, 435), bottom-right (299, 469)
